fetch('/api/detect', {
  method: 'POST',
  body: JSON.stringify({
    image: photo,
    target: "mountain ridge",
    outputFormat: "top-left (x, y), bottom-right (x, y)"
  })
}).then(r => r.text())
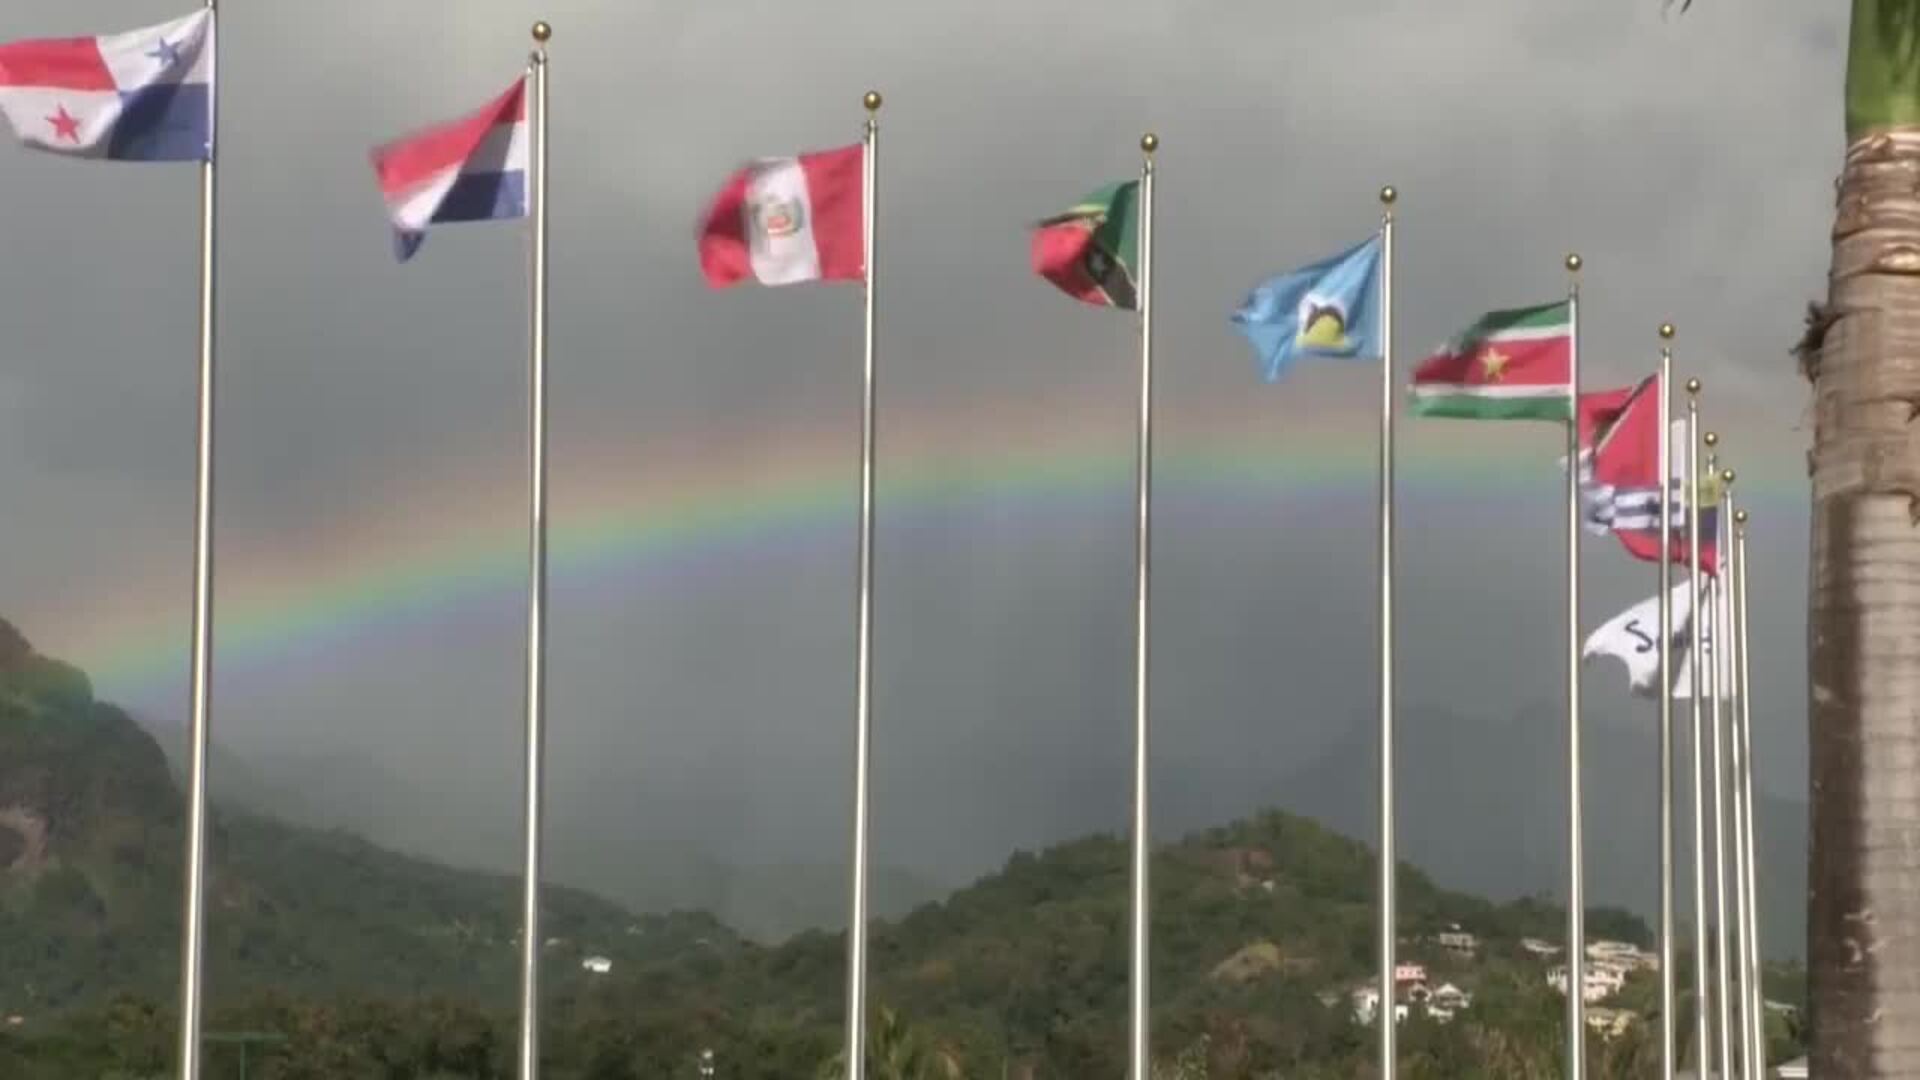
top-left (0, 617), bottom-right (734, 1014)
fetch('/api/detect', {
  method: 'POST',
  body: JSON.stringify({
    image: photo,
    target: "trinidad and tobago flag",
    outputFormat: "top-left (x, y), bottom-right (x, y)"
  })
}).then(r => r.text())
top-left (1580, 374), bottom-right (1720, 574)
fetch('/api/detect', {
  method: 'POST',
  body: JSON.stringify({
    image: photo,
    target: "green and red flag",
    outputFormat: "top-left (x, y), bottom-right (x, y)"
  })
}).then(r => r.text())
top-left (1410, 301), bottom-right (1574, 421)
top-left (1030, 181), bottom-right (1140, 309)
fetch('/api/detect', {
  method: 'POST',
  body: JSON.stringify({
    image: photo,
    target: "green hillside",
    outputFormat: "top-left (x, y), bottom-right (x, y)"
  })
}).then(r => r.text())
top-left (4, 803), bottom-right (1806, 1077)
top-left (0, 616), bottom-right (1804, 1077)
top-left (0, 618), bottom-right (733, 1016)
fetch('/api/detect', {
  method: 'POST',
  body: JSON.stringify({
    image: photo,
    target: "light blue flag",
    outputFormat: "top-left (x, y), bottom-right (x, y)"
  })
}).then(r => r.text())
top-left (1230, 235), bottom-right (1384, 382)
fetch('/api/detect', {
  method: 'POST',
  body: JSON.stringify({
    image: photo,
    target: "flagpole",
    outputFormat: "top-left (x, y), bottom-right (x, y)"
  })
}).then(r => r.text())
top-left (1721, 473), bottom-right (1754, 1079)
top-left (1375, 185), bottom-right (1397, 1080)
top-left (1684, 382), bottom-right (1711, 1076)
top-left (1125, 131), bottom-right (1158, 1080)
top-left (1563, 254), bottom-right (1586, 1080)
top-left (843, 88), bottom-right (882, 1080)
top-left (1656, 324), bottom-right (1677, 1080)
top-left (1702, 434), bottom-right (1734, 1077)
top-left (1735, 508), bottom-right (1765, 1074)
top-left (515, 22), bottom-right (552, 1080)
top-left (175, 1), bottom-right (219, 1076)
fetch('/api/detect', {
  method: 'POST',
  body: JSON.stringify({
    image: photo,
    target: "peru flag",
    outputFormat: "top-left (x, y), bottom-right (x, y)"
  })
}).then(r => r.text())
top-left (371, 78), bottom-right (529, 262)
top-left (698, 144), bottom-right (864, 287)
top-left (0, 9), bottom-right (213, 162)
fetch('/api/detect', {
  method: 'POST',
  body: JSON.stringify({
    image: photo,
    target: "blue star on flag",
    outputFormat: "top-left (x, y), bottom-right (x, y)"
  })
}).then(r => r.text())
top-left (147, 37), bottom-right (182, 69)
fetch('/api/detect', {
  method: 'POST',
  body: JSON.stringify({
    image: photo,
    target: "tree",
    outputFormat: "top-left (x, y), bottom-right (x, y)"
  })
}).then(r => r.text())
top-left (1684, 0), bottom-right (1920, 1074)
top-left (815, 1007), bottom-right (964, 1080)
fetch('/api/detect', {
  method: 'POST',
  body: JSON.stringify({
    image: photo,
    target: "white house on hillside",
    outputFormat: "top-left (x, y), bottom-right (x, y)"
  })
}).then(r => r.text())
top-left (1584, 1007), bottom-right (1634, 1040)
top-left (1435, 924), bottom-right (1478, 955)
top-left (1547, 964), bottom-right (1625, 1003)
top-left (1587, 939), bottom-right (1658, 972)
top-left (1521, 937), bottom-right (1561, 959)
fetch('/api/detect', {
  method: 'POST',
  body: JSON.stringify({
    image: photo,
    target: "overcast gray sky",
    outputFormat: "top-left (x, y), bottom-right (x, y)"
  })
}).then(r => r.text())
top-left (0, 0), bottom-right (1833, 920)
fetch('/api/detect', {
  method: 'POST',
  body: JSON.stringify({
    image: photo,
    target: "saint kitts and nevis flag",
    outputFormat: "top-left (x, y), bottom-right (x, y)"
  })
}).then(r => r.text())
top-left (0, 9), bottom-right (212, 162)
top-left (1030, 181), bottom-right (1141, 309)
top-left (1410, 302), bottom-right (1574, 421)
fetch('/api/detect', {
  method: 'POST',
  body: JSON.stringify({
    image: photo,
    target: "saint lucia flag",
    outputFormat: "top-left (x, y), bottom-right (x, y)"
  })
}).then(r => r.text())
top-left (1231, 235), bottom-right (1384, 382)
top-left (0, 9), bottom-right (213, 162)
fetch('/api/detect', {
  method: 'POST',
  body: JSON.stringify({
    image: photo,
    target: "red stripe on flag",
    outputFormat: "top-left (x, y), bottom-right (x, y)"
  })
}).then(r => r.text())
top-left (1577, 381), bottom-right (1641, 453)
top-left (1591, 376), bottom-right (1663, 487)
top-left (1030, 222), bottom-right (1105, 305)
top-left (1614, 528), bottom-right (1718, 576)
top-left (696, 166), bottom-right (754, 288)
top-left (798, 144), bottom-right (865, 282)
top-left (1413, 338), bottom-right (1570, 387)
top-left (0, 38), bottom-right (116, 91)
top-left (371, 80), bottom-right (526, 198)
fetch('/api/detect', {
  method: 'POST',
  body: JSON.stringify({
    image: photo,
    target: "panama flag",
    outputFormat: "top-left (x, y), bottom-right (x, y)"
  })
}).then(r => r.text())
top-left (698, 144), bottom-right (864, 287)
top-left (372, 78), bottom-right (529, 262)
top-left (0, 9), bottom-right (213, 162)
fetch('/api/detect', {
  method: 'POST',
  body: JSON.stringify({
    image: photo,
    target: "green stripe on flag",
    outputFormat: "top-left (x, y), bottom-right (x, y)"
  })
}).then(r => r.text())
top-left (1410, 386), bottom-right (1575, 421)
top-left (1450, 301), bottom-right (1571, 345)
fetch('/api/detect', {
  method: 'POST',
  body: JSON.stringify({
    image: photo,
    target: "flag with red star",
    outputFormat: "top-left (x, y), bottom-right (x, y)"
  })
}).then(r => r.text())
top-left (1410, 301), bottom-right (1572, 420)
top-left (0, 9), bottom-right (212, 162)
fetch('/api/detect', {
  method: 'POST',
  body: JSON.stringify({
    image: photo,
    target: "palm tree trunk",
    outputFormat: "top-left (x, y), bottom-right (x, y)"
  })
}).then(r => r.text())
top-left (1809, 3), bottom-right (1920, 1075)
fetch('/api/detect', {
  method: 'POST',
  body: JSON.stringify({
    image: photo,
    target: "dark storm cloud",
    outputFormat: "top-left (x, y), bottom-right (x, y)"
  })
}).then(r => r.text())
top-left (0, 0), bottom-right (1832, 924)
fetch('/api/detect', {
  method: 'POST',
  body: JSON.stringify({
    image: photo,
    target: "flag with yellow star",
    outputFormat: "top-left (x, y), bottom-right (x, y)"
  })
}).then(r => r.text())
top-left (1410, 301), bottom-right (1572, 420)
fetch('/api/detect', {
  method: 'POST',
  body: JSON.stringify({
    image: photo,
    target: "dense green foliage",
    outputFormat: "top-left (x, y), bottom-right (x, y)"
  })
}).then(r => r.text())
top-left (0, 620), bottom-right (735, 1015)
top-left (0, 619), bottom-right (1805, 1075)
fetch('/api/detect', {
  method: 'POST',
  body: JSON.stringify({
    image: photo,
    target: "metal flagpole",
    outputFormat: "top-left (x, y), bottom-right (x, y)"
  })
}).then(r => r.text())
top-left (843, 89), bottom-right (882, 1080)
top-left (1735, 509), bottom-right (1766, 1074)
top-left (1684, 383), bottom-right (1711, 1077)
top-left (515, 22), bottom-right (552, 1080)
top-left (1563, 254), bottom-right (1586, 1080)
top-left (1656, 325), bottom-right (1677, 1080)
top-left (1125, 130), bottom-right (1157, 1080)
top-left (1703, 435), bottom-right (1733, 1077)
top-left (1375, 185), bottom-right (1398, 1080)
top-left (1722, 475), bottom-right (1754, 1079)
top-left (176, 1), bottom-right (220, 1076)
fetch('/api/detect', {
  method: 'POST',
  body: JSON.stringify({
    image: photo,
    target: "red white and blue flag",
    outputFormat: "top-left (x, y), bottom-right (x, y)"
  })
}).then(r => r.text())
top-left (0, 9), bottom-right (213, 162)
top-left (371, 78), bottom-right (528, 262)
top-left (1579, 374), bottom-right (1720, 574)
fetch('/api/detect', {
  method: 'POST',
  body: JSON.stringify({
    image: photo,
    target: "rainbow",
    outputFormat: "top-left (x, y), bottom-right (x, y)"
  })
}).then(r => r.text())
top-left (35, 378), bottom-right (1803, 704)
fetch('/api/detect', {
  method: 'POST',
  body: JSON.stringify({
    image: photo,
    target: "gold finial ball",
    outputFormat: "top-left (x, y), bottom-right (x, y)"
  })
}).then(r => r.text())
top-left (1723, 468), bottom-right (1737, 484)
top-left (1735, 509), bottom-right (1749, 525)
top-left (1704, 431), bottom-right (1719, 448)
top-left (864, 90), bottom-right (882, 112)
top-left (1659, 322), bottom-right (1676, 340)
top-left (1140, 132), bottom-right (1159, 154)
top-left (1565, 253), bottom-right (1583, 273)
top-left (1686, 377), bottom-right (1702, 395)
top-left (1379, 185), bottom-right (1397, 205)
top-left (531, 21), bottom-right (551, 42)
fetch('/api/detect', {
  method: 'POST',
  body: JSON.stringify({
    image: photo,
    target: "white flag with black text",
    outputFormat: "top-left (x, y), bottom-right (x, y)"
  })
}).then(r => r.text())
top-left (1672, 575), bottom-right (1735, 701)
top-left (1582, 581), bottom-right (1694, 697)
